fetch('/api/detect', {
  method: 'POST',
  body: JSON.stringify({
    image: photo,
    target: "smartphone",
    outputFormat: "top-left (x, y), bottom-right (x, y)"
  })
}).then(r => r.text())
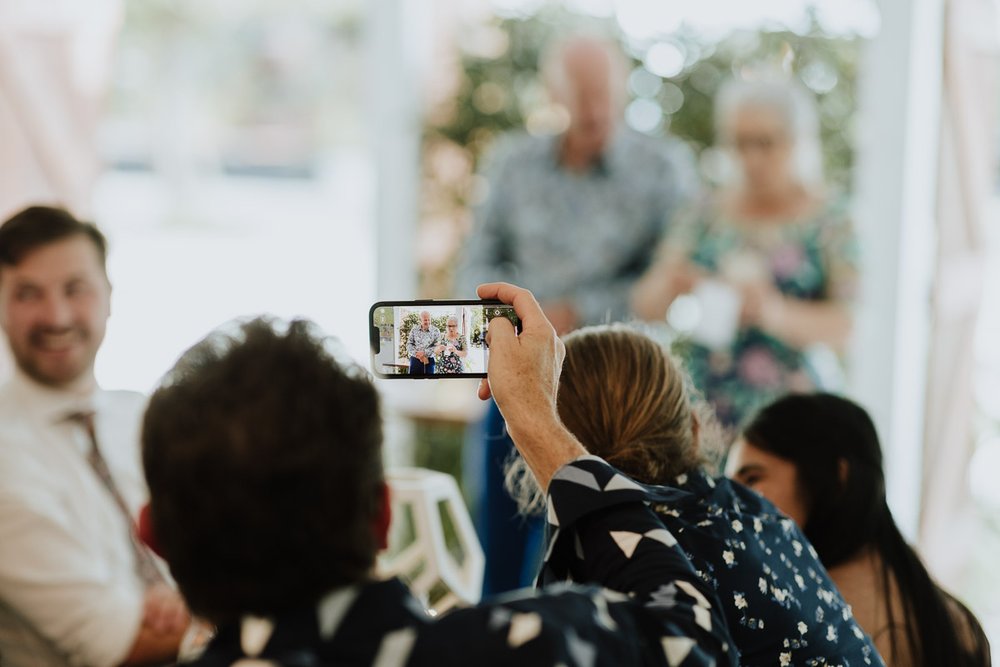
top-left (369, 300), bottom-right (520, 378)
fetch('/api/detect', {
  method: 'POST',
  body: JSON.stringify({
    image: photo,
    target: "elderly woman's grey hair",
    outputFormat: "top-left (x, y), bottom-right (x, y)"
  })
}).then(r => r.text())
top-left (714, 77), bottom-right (825, 191)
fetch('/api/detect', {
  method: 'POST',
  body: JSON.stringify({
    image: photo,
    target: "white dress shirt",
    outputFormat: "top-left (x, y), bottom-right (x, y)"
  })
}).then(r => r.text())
top-left (0, 370), bottom-right (148, 667)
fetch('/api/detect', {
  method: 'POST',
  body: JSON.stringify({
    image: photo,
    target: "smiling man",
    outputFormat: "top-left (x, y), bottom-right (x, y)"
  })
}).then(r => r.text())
top-left (0, 206), bottom-right (189, 666)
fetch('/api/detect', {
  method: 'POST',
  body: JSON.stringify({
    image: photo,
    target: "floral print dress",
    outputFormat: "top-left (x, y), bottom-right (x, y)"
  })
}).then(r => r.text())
top-left (672, 196), bottom-right (858, 430)
top-left (436, 336), bottom-right (467, 374)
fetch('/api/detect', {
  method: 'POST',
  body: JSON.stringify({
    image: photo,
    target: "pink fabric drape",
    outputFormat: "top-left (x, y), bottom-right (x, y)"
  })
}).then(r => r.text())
top-left (0, 1), bottom-right (122, 220)
top-left (918, 0), bottom-right (998, 581)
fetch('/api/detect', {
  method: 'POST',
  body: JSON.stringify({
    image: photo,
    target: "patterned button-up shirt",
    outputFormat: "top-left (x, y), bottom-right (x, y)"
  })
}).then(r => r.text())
top-left (406, 324), bottom-right (440, 360)
top-left (541, 464), bottom-right (884, 667)
top-left (182, 457), bottom-right (737, 666)
top-left (459, 128), bottom-right (697, 325)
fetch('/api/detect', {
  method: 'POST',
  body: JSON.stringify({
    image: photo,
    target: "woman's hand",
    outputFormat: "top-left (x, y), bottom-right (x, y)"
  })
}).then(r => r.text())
top-left (632, 253), bottom-right (700, 321)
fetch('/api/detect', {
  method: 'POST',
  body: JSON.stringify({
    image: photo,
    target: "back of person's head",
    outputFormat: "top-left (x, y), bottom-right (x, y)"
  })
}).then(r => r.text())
top-left (0, 205), bottom-right (108, 274)
top-left (507, 325), bottom-right (708, 513)
top-left (742, 392), bottom-right (991, 667)
top-left (557, 325), bottom-right (704, 484)
top-left (714, 76), bottom-right (824, 190)
top-left (142, 317), bottom-right (384, 624)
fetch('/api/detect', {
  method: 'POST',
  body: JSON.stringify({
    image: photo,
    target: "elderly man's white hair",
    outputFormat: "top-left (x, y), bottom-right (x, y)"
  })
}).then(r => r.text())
top-left (714, 77), bottom-right (825, 190)
top-left (539, 33), bottom-right (629, 106)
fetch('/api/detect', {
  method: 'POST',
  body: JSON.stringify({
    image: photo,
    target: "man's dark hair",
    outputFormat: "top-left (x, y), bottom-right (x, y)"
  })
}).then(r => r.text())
top-left (142, 317), bottom-right (384, 624)
top-left (0, 205), bottom-right (108, 271)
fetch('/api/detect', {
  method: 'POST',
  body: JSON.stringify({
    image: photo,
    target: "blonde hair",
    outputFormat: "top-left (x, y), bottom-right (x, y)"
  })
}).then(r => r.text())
top-left (506, 324), bottom-right (717, 514)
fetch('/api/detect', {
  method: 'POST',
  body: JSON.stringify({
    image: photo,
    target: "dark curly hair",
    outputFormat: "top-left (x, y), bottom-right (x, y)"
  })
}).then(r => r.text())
top-left (0, 205), bottom-right (108, 272)
top-left (142, 317), bottom-right (384, 624)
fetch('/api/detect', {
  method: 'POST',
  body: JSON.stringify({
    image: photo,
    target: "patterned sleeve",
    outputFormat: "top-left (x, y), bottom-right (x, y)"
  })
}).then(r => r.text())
top-left (537, 456), bottom-right (738, 666)
top-left (817, 197), bottom-right (859, 303)
top-left (657, 195), bottom-right (712, 266)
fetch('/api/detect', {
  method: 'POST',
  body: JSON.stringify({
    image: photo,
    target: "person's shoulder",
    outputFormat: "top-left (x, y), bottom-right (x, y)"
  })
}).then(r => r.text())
top-left (482, 130), bottom-right (550, 168)
top-left (97, 388), bottom-right (148, 415)
top-left (0, 380), bottom-right (21, 417)
top-left (616, 129), bottom-right (693, 163)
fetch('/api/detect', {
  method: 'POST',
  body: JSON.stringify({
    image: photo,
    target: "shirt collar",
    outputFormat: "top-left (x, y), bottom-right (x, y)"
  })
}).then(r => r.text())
top-left (7, 368), bottom-right (99, 424)
top-left (548, 126), bottom-right (625, 177)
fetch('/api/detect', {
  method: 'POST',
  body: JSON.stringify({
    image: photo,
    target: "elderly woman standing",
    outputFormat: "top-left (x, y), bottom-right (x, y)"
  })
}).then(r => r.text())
top-left (434, 316), bottom-right (468, 374)
top-left (633, 78), bottom-right (857, 430)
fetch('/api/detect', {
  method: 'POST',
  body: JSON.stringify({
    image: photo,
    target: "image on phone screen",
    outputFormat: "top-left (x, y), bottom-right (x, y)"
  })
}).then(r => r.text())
top-left (369, 300), bottom-right (520, 378)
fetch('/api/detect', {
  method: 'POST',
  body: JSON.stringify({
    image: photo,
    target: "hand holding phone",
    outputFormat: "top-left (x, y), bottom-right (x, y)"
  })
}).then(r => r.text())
top-left (473, 282), bottom-right (583, 489)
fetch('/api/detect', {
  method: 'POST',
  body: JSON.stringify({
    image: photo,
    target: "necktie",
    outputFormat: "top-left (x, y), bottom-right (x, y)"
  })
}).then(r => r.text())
top-left (64, 410), bottom-right (166, 586)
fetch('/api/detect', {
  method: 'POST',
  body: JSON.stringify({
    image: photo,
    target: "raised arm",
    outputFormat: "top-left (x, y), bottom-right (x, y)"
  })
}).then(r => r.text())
top-left (470, 282), bottom-right (737, 666)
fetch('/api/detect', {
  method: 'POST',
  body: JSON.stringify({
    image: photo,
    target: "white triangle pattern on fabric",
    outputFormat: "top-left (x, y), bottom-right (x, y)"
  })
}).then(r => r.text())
top-left (603, 474), bottom-right (645, 492)
top-left (240, 616), bottom-right (275, 657)
top-left (662, 636), bottom-right (696, 666)
top-left (372, 627), bottom-right (418, 667)
top-left (643, 528), bottom-right (678, 548)
top-left (547, 499), bottom-right (560, 527)
top-left (555, 466), bottom-right (602, 491)
top-left (609, 530), bottom-right (643, 559)
top-left (317, 585), bottom-right (360, 640)
top-left (507, 612), bottom-right (543, 648)
top-left (674, 579), bottom-right (712, 609)
top-left (693, 605), bottom-right (712, 632)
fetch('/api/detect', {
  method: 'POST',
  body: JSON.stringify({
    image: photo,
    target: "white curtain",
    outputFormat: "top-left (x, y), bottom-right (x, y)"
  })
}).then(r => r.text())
top-left (918, 0), bottom-right (998, 581)
top-left (0, 0), bottom-right (122, 220)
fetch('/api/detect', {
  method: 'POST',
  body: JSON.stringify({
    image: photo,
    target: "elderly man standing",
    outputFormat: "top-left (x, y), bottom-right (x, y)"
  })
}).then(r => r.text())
top-left (459, 34), bottom-right (697, 594)
top-left (407, 310), bottom-right (440, 375)
top-left (0, 206), bottom-right (188, 666)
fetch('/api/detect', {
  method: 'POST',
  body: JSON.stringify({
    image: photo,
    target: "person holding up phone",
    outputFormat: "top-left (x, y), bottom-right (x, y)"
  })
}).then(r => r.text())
top-left (434, 316), bottom-right (468, 374)
top-left (140, 282), bottom-right (739, 666)
top-left (407, 310), bottom-right (439, 375)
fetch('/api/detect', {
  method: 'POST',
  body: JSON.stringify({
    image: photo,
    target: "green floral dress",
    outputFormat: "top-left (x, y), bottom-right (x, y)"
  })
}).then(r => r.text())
top-left (435, 336), bottom-right (467, 374)
top-left (672, 195), bottom-right (858, 431)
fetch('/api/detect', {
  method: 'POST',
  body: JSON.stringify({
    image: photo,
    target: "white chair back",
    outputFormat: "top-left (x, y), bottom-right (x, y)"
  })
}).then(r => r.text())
top-left (380, 468), bottom-right (484, 613)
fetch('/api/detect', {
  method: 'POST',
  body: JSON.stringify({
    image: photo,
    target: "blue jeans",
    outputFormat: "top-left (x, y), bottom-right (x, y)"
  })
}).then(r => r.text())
top-left (465, 400), bottom-right (544, 596)
top-left (409, 356), bottom-right (435, 375)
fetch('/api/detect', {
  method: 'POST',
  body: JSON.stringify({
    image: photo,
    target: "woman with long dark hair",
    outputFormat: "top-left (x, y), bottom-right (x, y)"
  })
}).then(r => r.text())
top-left (729, 393), bottom-right (991, 666)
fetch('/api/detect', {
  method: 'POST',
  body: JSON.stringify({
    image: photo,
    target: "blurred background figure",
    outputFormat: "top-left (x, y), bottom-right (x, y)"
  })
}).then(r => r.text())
top-left (458, 32), bottom-right (697, 595)
top-left (434, 316), bottom-right (468, 374)
top-left (633, 77), bottom-right (856, 432)
top-left (458, 33), bottom-right (696, 333)
top-left (729, 393), bottom-right (992, 666)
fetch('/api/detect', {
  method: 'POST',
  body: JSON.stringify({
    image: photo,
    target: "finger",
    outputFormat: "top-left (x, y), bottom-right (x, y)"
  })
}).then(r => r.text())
top-left (477, 377), bottom-right (492, 401)
top-left (476, 282), bottom-right (547, 332)
top-left (485, 313), bottom-right (516, 350)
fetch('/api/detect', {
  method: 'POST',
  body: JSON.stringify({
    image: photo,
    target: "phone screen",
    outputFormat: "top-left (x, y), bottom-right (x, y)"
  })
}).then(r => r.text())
top-left (369, 300), bottom-right (520, 378)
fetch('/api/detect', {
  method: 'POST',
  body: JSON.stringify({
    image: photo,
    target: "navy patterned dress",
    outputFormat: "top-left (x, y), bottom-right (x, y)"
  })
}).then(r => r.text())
top-left (541, 464), bottom-right (884, 667)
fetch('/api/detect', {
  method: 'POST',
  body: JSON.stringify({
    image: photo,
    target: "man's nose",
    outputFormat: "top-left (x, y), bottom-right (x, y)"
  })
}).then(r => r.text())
top-left (39, 295), bottom-right (73, 327)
